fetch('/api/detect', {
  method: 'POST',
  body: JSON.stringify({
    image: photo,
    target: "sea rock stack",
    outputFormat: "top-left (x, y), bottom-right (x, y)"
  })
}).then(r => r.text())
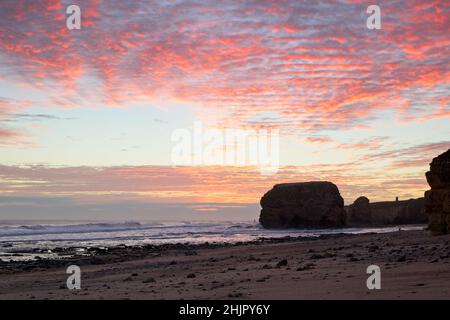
top-left (259, 181), bottom-right (346, 229)
top-left (425, 149), bottom-right (450, 235)
top-left (347, 196), bottom-right (372, 226)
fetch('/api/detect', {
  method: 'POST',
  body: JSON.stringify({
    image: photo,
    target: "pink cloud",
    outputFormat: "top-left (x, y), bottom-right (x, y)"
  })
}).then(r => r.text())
top-left (0, 0), bottom-right (447, 136)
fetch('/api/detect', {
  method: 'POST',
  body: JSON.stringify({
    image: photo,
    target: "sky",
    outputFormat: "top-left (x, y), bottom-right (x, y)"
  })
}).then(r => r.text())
top-left (0, 0), bottom-right (449, 221)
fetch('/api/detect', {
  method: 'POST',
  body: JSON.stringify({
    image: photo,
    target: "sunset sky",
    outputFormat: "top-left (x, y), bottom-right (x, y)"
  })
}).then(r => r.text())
top-left (0, 0), bottom-right (449, 221)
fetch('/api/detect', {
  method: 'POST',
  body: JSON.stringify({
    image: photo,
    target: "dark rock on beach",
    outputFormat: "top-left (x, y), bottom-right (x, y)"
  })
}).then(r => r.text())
top-left (276, 259), bottom-right (288, 267)
top-left (259, 181), bottom-right (346, 229)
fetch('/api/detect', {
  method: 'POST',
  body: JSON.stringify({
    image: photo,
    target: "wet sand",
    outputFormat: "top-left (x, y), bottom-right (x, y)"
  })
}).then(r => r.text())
top-left (0, 230), bottom-right (449, 300)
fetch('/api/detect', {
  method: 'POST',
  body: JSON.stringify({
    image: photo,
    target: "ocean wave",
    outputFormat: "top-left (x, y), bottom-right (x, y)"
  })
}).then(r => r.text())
top-left (0, 221), bottom-right (258, 238)
top-left (0, 221), bottom-right (147, 237)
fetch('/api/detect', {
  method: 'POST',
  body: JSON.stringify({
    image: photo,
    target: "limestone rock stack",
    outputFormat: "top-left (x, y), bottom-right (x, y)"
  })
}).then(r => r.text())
top-left (347, 196), bottom-right (372, 226)
top-left (259, 181), bottom-right (346, 229)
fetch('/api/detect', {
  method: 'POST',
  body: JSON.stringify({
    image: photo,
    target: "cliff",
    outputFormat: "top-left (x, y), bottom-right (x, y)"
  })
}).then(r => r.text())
top-left (425, 148), bottom-right (450, 235)
top-left (346, 197), bottom-right (426, 226)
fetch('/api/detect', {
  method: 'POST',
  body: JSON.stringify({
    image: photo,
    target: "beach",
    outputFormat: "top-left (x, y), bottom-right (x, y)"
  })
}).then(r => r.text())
top-left (0, 229), bottom-right (449, 300)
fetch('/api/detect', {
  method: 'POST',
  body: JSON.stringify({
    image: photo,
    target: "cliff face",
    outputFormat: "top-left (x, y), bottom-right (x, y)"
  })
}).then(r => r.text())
top-left (425, 149), bottom-right (450, 235)
top-left (345, 197), bottom-right (426, 226)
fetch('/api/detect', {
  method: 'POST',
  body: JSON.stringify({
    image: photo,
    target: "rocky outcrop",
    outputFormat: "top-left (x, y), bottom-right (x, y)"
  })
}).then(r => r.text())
top-left (425, 149), bottom-right (450, 235)
top-left (345, 197), bottom-right (426, 226)
top-left (347, 196), bottom-right (372, 226)
top-left (259, 181), bottom-right (346, 229)
top-left (370, 198), bottom-right (426, 225)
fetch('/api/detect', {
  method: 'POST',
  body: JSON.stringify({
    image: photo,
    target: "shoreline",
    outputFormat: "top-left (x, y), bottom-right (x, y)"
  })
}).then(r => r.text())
top-left (0, 229), bottom-right (449, 299)
top-left (0, 224), bottom-right (425, 270)
top-left (0, 223), bottom-right (425, 265)
top-left (0, 232), bottom-right (359, 273)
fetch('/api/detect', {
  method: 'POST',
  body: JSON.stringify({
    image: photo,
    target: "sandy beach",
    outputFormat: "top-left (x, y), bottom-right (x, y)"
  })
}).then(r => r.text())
top-left (0, 229), bottom-right (449, 300)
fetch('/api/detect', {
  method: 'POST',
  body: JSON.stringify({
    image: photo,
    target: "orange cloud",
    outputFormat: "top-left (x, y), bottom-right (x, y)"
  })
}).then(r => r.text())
top-left (1, 140), bottom-right (447, 205)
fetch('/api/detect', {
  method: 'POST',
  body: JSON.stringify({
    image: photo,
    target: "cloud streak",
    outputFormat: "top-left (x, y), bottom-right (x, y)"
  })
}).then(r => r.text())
top-left (2, 141), bottom-right (447, 205)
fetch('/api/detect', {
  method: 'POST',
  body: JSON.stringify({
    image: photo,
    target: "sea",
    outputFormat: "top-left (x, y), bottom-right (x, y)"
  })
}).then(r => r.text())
top-left (0, 220), bottom-right (425, 261)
